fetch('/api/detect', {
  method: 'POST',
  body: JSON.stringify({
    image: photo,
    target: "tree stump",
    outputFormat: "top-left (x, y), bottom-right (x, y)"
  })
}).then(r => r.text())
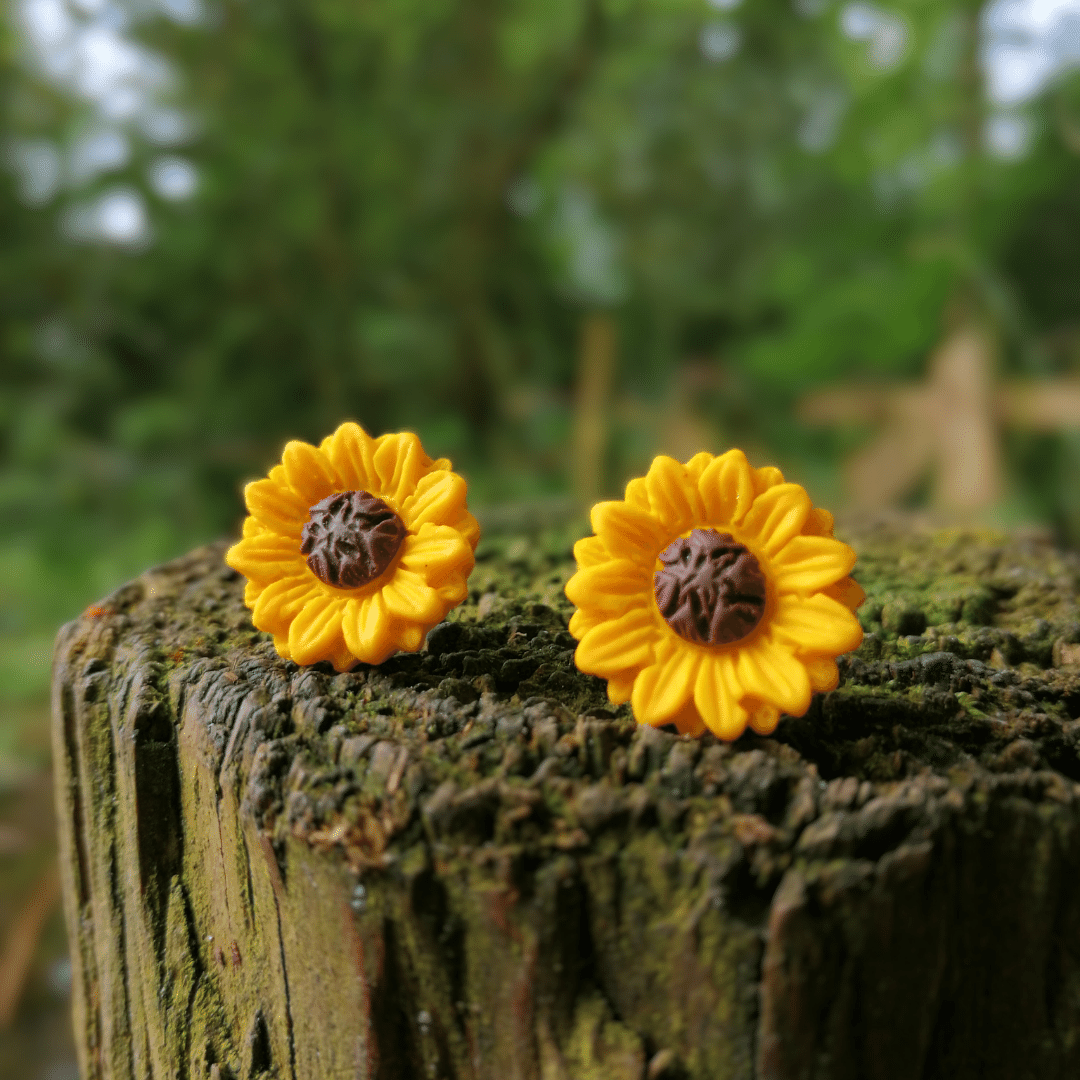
top-left (51, 518), bottom-right (1080, 1080)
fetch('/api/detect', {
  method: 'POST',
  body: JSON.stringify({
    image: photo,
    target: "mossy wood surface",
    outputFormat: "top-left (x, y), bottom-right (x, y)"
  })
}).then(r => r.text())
top-left (52, 519), bottom-right (1080, 1080)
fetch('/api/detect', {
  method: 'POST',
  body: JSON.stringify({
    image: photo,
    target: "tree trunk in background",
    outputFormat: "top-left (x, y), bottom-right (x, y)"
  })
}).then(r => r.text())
top-left (52, 519), bottom-right (1080, 1080)
top-left (571, 312), bottom-right (617, 506)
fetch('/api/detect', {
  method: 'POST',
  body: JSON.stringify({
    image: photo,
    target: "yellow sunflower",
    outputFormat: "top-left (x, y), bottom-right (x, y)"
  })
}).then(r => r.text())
top-left (226, 422), bottom-right (479, 670)
top-left (565, 450), bottom-right (864, 740)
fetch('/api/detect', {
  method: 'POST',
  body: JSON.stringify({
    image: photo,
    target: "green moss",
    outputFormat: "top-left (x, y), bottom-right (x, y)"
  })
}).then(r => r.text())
top-left (562, 991), bottom-right (645, 1080)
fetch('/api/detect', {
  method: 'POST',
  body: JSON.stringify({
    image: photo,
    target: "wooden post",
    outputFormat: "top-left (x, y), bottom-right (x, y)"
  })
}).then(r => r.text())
top-left (800, 325), bottom-right (1080, 513)
top-left (52, 522), bottom-right (1080, 1079)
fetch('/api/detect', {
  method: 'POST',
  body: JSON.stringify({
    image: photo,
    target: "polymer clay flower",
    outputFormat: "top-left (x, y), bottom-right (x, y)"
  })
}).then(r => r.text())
top-left (565, 450), bottom-right (864, 740)
top-left (226, 422), bottom-right (479, 670)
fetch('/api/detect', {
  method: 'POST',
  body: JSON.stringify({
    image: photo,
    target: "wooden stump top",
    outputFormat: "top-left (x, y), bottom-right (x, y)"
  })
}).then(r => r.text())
top-left (52, 518), bottom-right (1080, 1080)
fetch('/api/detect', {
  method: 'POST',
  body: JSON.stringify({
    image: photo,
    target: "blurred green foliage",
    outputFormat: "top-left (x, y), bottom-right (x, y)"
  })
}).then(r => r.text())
top-left (4, 0), bottom-right (1080, 704)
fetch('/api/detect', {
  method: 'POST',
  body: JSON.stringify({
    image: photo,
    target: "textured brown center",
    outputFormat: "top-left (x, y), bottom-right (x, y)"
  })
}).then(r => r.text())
top-left (300, 490), bottom-right (407, 589)
top-left (654, 529), bottom-right (767, 645)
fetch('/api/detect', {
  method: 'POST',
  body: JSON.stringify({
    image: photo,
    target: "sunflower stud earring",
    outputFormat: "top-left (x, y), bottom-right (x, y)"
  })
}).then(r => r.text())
top-left (226, 422), bottom-right (479, 670)
top-left (564, 450), bottom-right (865, 740)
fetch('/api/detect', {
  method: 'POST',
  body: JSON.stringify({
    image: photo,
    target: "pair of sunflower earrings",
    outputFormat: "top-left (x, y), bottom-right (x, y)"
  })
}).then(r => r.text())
top-left (226, 422), bottom-right (865, 742)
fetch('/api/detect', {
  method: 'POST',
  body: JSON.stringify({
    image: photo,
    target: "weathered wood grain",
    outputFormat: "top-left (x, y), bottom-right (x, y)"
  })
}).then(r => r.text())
top-left (51, 520), bottom-right (1080, 1079)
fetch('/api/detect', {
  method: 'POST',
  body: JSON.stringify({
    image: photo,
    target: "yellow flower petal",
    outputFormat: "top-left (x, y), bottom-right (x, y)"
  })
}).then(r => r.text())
top-left (242, 516), bottom-right (267, 539)
top-left (752, 465), bottom-right (784, 494)
top-left (771, 536), bottom-right (857, 595)
top-left (400, 470), bottom-right (468, 531)
top-left (694, 654), bottom-right (748, 741)
top-left (573, 535), bottom-right (610, 568)
top-left (370, 434), bottom-right (398, 488)
top-left (381, 569), bottom-right (443, 623)
top-left (672, 703), bottom-right (707, 737)
top-left (590, 501), bottom-right (669, 566)
top-left (684, 451), bottom-right (714, 482)
top-left (244, 478), bottom-right (309, 537)
top-left (450, 511), bottom-right (481, 551)
top-left (739, 484), bottom-right (811, 558)
top-left (340, 598), bottom-right (365, 658)
top-left (697, 449), bottom-right (754, 528)
top-left (373, 432), bottom-right (431, 504)
top-left (361, 593), bottom-right (394, 649)
top-left (398, 526), bottom-right (474, 582)
top-left (252, 574), bottom-right (318, 634)
top-left (606, 670), bottom-right (636, 706)
top-left (436, 577), bottom-right (469, 606)
top-left (341, 592), bottom-right (396, 664)
top-left (804, 656), bottom-right (840, 693)
top-left (644, 455), bottom-right (701, 533)
top-left (747, 702), bottom-right (780, 735)
top-left (824, 575), bottom-right (866, 612)
top-left (564, 560), bottom-right (652, 615)
top-left (393, 622), bottom-right (425, 653)
top-left (569, 608), bottom-right (605, 640)
top-left (226, 534), bottom-right (305, 584)
top-left (282, 440), bottom-right (341, 506)
top-left (325, 422), bottom-right (379, 491)
top-left (575, 608), bottom-right (660, 676)
top-left (288, 593), bottom-right (347, 666)
top-left (631, 638), bottom-right (701, 725)
top-left (735, 639), bottom-right (811, 717)
top-left (803, 507), bottom-right (835, 538)
top-left (623, 476), bottom-right (651, 511)
top-left (272, 634), bottom-right (292, 660)
top-left (770, 594), bottom-right (864, 655)
top-left (244, 579), bottom-right (264, 607)
top-left (327, 639), bottom-right (358, 673)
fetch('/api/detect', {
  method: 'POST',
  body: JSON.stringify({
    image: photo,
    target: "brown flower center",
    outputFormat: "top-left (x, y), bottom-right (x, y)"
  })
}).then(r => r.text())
top-left (300, 490), bottom-right (407, 589)
top-left (654, 528), bottom-right (767, 645)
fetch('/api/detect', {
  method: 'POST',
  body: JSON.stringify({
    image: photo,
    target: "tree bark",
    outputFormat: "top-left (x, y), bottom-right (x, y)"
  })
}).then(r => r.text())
top-left (51, 518), bottom-right (1080, 1080)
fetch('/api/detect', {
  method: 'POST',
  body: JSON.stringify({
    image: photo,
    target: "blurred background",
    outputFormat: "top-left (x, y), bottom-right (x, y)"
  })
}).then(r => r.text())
top-left (4, 0), bottom-right (1080, 1071)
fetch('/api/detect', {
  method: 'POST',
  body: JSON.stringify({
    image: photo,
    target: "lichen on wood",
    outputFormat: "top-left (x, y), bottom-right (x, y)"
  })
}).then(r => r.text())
top-left (52, 517), bottom-right (1080, 1079)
